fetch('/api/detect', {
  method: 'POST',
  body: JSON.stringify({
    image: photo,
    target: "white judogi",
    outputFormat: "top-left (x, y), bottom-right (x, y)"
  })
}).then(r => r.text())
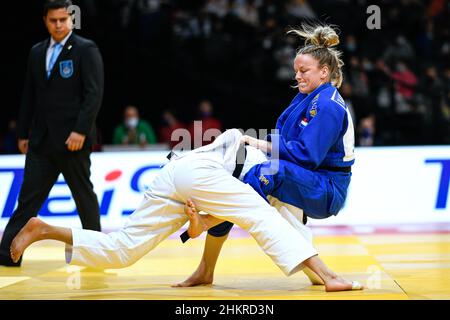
top-left (65, 129), bottom-right (317, 276)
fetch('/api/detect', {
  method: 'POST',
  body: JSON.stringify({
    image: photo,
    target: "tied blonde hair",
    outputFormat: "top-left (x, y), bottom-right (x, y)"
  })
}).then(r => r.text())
top-left (288, 24), bottom-right (344, 88)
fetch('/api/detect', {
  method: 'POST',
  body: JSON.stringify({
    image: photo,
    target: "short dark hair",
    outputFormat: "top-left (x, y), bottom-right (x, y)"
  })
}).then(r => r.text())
top-left (43, 0), bottom-right (73, 17)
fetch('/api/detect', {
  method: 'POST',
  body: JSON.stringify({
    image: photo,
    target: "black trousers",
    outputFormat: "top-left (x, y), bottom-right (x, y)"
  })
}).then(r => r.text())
top-left (0, 138), bottom-right (100, 266)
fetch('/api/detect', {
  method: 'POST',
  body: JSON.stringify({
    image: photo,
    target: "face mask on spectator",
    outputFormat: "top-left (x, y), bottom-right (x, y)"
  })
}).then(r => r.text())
top-left (346, 43), bottom-right (356, 52)
top-left (126, 117), bottom-right (139, 129)
top-left (363, 60), bottom-right (373, 71)
top-left (201, 111), bottom-right (212, 118)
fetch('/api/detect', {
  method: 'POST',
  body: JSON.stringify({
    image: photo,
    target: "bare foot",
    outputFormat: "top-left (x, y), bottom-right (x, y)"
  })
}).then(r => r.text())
top-left (10, 217), bottom-right (48, 263)
top-left (303, 267), bottom-right (325, 285)
top-left (325, 276), bottom-right (364, 292)
top-left (172, 264), bottom-right (213, 287)
top-left (184, 199), bottom-right (207, 239)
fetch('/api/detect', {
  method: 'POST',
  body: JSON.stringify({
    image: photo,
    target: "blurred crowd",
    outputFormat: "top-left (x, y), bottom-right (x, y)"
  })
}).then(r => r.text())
top-left (0, 100), bottom-right (224, 153)
top-left (1, 0), bottom-right (449, 153)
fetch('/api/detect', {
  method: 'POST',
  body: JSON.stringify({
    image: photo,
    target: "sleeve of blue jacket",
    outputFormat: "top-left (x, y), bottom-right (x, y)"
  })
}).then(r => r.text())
top-left (268, 98), bottom-right (346, 170)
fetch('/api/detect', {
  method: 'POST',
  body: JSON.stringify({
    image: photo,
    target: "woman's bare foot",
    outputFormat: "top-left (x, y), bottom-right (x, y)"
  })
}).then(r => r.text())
top-left (324, 276), bottom-right (364, 292)
top-left (303, 267), bottom-right (325, 285)
top-left (172, 262), bottom-right (213, 287)
top-left (303, 255), bottom-right (364, 292)
top-left (10, 217), bottom-right (48, 263)
top-left (184, 199), bottom-right (207, 238)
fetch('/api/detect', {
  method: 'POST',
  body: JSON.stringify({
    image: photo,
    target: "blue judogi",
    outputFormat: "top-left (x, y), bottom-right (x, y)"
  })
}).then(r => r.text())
top-left (208, 82), bottom-right (355, 237)
top-left (244, 82), bottom-right (355, 219)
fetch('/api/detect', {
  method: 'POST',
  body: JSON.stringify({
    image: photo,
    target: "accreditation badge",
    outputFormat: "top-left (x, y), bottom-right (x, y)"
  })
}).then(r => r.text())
top-left (59, 60), bottom-right (74, 78)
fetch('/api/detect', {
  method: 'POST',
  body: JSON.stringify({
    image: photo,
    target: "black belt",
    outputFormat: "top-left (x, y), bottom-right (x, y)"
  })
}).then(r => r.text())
top-left (232, 143), bottom-right (247, 179)
top-left (318, 165), bottom-right (351, 173)
top-left (166, 150), bottom-right (178, 160)
top-left (179, 144), bottom-right (247, 243)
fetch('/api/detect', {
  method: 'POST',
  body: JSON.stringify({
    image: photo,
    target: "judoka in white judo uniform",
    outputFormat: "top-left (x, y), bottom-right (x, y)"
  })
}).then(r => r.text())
top-left (64, 129), bottom-right (317, 276)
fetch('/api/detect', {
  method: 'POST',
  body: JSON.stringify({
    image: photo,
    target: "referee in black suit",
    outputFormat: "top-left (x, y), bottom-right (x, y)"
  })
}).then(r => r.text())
top-left (0, 0), bottom-right (104, 266)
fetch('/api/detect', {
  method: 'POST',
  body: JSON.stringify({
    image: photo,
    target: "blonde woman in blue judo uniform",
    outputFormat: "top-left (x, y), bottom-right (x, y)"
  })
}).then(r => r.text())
top-left (176, 24), bottom-right (356, 288)
top-left (9, 127), bottom-right (362, 292)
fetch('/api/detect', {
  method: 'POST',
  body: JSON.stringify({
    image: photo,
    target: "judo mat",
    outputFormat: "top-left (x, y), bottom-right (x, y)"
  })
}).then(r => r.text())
top-left (1, 225), bottom-right (450, 300)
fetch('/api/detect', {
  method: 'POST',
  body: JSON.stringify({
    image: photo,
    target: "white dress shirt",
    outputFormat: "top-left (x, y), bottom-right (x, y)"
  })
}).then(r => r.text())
top-left (46, 31), bottom-right (73, 73)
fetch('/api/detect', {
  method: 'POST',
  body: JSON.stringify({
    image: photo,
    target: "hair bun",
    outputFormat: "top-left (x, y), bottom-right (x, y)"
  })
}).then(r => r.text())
top-left (310, 26), bottom-right (339, 47)
top-left (288, 24), bottom-right (340, 48)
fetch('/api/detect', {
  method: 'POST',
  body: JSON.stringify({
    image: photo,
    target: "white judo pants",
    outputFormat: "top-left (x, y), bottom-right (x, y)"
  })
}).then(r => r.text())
top-left (66, 150), bottom-right (318, 276)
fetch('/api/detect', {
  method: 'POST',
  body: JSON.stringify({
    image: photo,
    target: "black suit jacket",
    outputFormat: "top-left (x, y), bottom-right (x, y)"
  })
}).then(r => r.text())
top-left (18, 32), bottom-right (104, 152)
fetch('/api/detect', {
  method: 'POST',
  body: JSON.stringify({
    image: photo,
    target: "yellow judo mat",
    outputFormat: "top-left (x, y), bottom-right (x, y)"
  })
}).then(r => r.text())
top-left (1, 230), bottom-right (450, 300)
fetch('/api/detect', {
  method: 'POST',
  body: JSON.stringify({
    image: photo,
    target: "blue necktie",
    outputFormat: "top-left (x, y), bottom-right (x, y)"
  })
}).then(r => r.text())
top-left (47, 42), bottom-right (63, 78)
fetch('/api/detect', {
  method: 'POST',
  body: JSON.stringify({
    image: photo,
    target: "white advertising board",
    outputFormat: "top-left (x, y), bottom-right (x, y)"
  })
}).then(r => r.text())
top-left (1, 146), bottom-right (449, 231)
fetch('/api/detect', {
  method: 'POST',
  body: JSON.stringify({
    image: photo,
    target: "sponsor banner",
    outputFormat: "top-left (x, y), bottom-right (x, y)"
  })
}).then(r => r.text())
top-left (0, 146), bottom-right (449, 231)
top-left (313, 146), bottom-right (450, 226)
top-left (0, 151), bottom-right (169, 231)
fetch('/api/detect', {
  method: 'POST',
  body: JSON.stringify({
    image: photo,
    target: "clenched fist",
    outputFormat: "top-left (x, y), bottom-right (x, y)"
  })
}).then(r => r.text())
top-left (65, 132), bottom-right (86, 151)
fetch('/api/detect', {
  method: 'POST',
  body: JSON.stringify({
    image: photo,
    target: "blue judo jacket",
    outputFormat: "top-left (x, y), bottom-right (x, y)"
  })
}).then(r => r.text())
top-left (243, 82), bottom-right (355, 219)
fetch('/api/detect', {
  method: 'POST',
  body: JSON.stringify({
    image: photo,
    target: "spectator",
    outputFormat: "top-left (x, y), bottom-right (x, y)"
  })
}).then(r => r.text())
top-left (379, 60), bottom-right (418, 113)
top-left (358, 115), bottom-right (376, 147)
top-left (340, 83), bottom-right (356, 124)
top-left (421, 66), bottom-right (446, 143)
top-left (383, 35), bottom-right (415, 65)
top-left (205, 0), bottom-right (229, 19)
top-left (343, 35), bottom-right (358, 57)
top-left (347, 57), bottom-right (370, 98)
top-left (2, 120), bottom-right (20, 154)
top-left (188, 99), bottom-right (223, 147)
top-left (113, 105), bottom-right (157, 146)
top-left (286, 0), bottom-right (316, 19)
top-left (159, 109), bottom-right (186, 148)
top-left (235, 0), bottom-right (259, 28)
top-left (273, 35), bottom-right (296, 81)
